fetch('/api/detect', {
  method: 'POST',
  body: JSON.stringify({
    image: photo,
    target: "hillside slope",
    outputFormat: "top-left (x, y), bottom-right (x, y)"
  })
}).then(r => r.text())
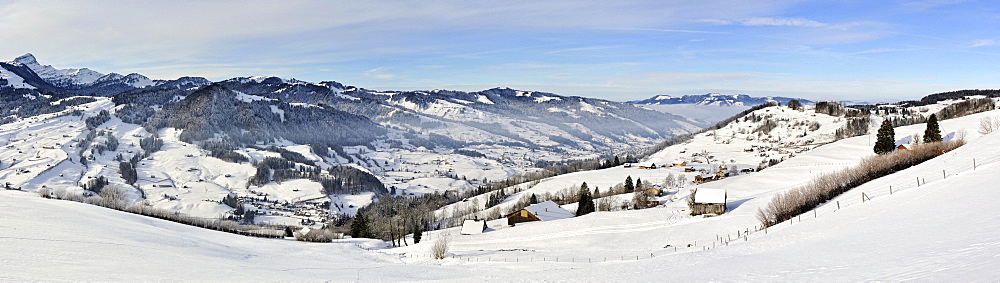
top-left (4, 109), bottom-right (999, 280)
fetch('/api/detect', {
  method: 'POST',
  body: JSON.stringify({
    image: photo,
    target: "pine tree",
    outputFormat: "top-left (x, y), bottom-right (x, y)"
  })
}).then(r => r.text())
top-left (923, 114), bottom-right (942, 143)
top-left (624, 176), bottom-right (634, 193)
top-left (635, 177), bottom-right (643, 190)
top-left (412, 221), bottom-right (423, 244)
top-left (874, 120), bottom-right (896, 155)
top-left (576, 182), bottom-right (595, 216)
top-left (529, 193), bottom-right (538, 204)
top-left (350, 213), bottom-right (369, 238)
top-left (612, 156), bottom-right (621, 167)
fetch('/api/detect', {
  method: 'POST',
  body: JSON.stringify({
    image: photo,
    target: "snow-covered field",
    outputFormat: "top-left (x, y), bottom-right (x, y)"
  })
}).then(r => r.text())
top-left (4, 107), bottom-right (1000, 280)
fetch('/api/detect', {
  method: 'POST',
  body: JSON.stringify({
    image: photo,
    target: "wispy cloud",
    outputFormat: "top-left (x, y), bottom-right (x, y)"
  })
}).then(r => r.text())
top-left (968, 39), bottom-right (998, 47)
top-left (363, 67), bottom-right (396, 80)
top-left (848, 47), bottom-right (922, 55)
top-left (741, 17), bottom-right (826, 27)
top-left (701, 17), bottom-right (826, 27)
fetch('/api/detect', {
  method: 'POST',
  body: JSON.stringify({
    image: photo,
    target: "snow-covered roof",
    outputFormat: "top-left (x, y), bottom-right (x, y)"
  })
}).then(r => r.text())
top-left (523, 201), bottom-right (574, 221)
top-left (460, 219), bottom-right (486, 235)
top-left (694, 188), bottom-right (727, 204)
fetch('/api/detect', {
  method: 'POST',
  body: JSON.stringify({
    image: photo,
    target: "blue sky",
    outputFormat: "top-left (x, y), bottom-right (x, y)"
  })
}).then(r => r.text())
top-left (1, 0), bottom-right (998, 102)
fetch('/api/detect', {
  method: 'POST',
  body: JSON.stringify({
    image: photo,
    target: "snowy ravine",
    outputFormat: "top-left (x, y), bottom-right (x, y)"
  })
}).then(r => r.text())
top-left (3, 109), bottom-right (1000, 280)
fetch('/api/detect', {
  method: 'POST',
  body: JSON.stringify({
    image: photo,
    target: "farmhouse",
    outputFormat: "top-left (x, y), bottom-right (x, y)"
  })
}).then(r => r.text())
top-left (460, 219), bottom-right (487, 235)
top-left (637, 163), bottom-right (657, 169)
top-left (690, 188), bottom-right (727, 216)
top-left (505, 200), bottom-right (574, 226)
top-left (672, 160), bottom-right (687, 167)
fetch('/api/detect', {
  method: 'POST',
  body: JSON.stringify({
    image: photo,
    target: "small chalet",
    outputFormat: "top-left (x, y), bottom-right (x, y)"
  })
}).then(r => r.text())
top-left (637, 163), bottom-right (657, 169)
top-left (896, 144), bottom-right (911, 151)
top-left (460, 219), bottom-right (487, 235)
top-left (690, 188), bottom-right (727, 216)
top-left (672, 161), bottom-right (687, 167)
top-left (505, 200), bottom-right (574, 226)
top-left (643, 187), bottom-right (662, 197)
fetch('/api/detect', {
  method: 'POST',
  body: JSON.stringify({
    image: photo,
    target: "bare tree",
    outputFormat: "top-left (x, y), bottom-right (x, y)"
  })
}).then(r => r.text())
top-left (980, 116), bottom-right (1000, 135)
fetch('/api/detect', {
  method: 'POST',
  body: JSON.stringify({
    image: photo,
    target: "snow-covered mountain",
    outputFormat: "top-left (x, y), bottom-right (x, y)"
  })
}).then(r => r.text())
top-left (0, 53), bottom-right (194, 95)
top-left (11, 53), bottom-right (105, 87)
top-left (0, 53), bottom-right (704, 225)
top-left (628, 93), bottom-right (811, 107)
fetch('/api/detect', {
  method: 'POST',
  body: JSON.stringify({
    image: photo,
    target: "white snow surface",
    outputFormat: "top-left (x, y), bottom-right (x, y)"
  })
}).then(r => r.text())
top-left (521, 200), bottom-right (574, 221)
top-left (4, 125), bottom-right (1000, 280)
top-left (0, 68), bottom-right (35, 89)
top-left (693, 187), bottom-right (726, 204)
top-left (4, 100), bottom-right (1000, 280)
top-left (460, 219), bottom-right (486, 235)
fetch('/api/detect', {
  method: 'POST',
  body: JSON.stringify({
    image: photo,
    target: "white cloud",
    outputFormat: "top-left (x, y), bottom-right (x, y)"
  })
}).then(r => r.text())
top-left (969, 39), bottom-right (998, 47)
top-left (740, 17), bottom-right (826, 27)
top-left (700, 17), bottom-right (826, 27)
top-left (363, 67), bottom-right (397, 80)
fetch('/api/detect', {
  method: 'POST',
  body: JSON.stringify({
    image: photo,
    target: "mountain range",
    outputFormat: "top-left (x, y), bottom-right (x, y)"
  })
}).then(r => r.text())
top-left (627, 93), bottom-right (811, 107)
top-left (0, 54), bottom-right (705, 212)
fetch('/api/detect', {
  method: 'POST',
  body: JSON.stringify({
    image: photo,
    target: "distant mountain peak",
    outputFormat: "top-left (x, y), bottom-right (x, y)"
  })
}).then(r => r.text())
top-left (13, 53), bottom-right (39, 65)
top-left (7, 53), bottom-right (105, 87)
top-left (628, 93), bottom-right (811, 107)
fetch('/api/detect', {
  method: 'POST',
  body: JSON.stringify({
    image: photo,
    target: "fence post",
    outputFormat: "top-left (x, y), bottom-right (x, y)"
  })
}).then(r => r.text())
top-left (890, 186), bottom-right (893, 195)
top-left (943, 170), bottom-right (946, 179)
top-left (837, 201), bottom-right (840, 210)
top-left (814, 209), bottom-right (817, 218)
top-left (917, 177), bottom-right (920, 186)
top-left (974, 158), bottom-right (976, 170)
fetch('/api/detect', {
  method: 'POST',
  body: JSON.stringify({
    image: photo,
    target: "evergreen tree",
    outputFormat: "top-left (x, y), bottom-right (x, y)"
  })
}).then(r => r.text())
top-left (350, 213), bottom-right (369, 238)
top-left (529, 193), bottom-right (538, 204)
top-left (612, 156), bottom-right (621, 167)
top-left (923, 114), bottom-right (942, 143)
top-left (624, 176), bottom-right (635, 193)
top-left (576, 182), bottom-right (595, 216)
top-left (412, 221), bottom-right (423, 244)
top-left (874, 120), bottom-right (896, 155)
top-left (787, 99), bottom-right (803, 110)
top-left (635, 177), bottom-right (643, 190)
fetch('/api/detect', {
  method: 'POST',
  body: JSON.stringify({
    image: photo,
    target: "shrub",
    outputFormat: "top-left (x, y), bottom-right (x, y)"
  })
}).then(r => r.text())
top-left (432, 234), bottom-right (451, 259)
top-left (98, 185), bottom-right (129, 210)
top-left (294, 227), bottom-right (343, 242)
top-left (37, 187), bottom-right (51, 198)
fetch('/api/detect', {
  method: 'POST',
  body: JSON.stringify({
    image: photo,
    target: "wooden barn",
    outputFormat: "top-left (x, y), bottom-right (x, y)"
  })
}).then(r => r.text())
top-left (505, 200), bottom-right (574, 226)
top-left (690, 188), bottom-right (727, 216)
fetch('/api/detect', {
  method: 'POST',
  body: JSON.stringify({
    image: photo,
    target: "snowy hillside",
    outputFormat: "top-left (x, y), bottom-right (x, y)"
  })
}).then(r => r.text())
top-left (0, 54), bottom-right (706, 230)
top-left (4, 107), bottom-right (1000, 280)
